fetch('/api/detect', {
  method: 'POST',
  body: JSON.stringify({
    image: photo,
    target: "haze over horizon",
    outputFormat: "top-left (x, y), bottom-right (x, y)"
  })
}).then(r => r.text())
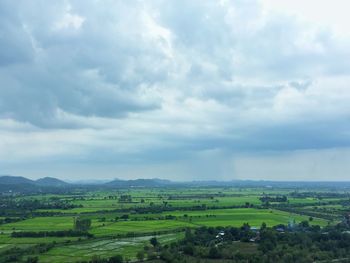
top-left (1, 0), bottom-right (350, 181)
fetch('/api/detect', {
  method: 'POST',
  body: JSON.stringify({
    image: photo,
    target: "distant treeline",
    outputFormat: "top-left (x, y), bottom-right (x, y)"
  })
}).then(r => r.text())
top-left (166, 193), bottom-right (243, 200)
top-left (290, 191), bottom-right (350, 199)
top-left (0, 217), bottom-right (22, 225)
top-left (0, 197), bottom-right (81, 212)
top-left (11, 230), bottom-right (93, 238)
top-left (259, 195), bottom-right (287, 203)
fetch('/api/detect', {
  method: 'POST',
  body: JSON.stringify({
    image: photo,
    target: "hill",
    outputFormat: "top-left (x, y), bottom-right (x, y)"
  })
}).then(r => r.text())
top-left (35, 177), bottom-right (68, 187)
top-left (0, 175), bottom-right (36, 193)
top-left (0, 175), bottom-right (34, 185)
top-left (0, 175), bottom-right (71, 193)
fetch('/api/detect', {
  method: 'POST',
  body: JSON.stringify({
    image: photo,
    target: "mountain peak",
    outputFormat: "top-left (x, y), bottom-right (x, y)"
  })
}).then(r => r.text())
top-left (35, 177), bottom-right (68, 186)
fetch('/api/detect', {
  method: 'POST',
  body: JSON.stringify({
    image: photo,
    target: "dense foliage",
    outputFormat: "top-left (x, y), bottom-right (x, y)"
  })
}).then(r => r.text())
top-left (139, 223), bottom-right (350, 263)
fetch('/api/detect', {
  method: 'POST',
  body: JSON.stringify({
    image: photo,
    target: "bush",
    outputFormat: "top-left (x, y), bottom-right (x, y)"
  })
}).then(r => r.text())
top-left (26, 256), bottom-right (39, 263)
top-left (108, 255), bottom-right (123, 263)
top-left (208, 246), bottom-right (221, 259)
top-left (136, 251), bottom-right (144, 261)
top-left (150, 237), bottom-right (158, 247)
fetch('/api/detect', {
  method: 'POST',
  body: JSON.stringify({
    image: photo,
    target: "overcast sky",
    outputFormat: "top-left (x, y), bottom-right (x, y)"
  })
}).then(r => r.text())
top-left (1, 0), bottom-right (350, 181)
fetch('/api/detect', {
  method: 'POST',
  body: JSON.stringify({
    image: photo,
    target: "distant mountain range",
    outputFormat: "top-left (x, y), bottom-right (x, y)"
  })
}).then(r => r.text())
top-left (0, 175), bottom-right (68, 186)
top-left (0, 175), bottom-right (174, 187)
top-left (0, 175), bottom-right (175, 193)
top-left (0, 176), bottom-right (69, 192)
top-left (2, 175), bottom-right (350, 194)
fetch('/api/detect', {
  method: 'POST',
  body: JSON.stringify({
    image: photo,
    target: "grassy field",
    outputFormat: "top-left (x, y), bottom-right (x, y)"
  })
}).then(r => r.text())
top-left (0, 208), bottom-right (328, 238)
top-left (90, 220), bottom-right (194, 237)
top-left (37, 233), bottom-right (183, 263)
top-left (1, 186), bottom-right (344, 262)
top-left (165, 208), bottom-right (328, 227)
top-left (0, 217), bottom-right (75, 233)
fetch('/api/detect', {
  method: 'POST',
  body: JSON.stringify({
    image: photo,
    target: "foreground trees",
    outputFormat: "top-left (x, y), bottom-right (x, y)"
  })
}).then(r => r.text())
top-left (133, 223), bottom-right (350, 263)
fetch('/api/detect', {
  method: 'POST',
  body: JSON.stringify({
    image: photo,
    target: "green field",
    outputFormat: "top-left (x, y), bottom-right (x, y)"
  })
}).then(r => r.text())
top-left (1, 186), bottom-right (345, 262)
top-left (0, 217), bottom-right (75, 233)
top-left (0, 208), bottom-right (328, 238)
top-left (38, 233), bottom-right (183, 263)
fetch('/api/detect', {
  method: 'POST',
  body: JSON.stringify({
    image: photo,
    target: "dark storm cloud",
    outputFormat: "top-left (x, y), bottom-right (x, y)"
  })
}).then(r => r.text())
top-left (0, 0), bottom-right (163, 127)
top-left (1, 0), bottom-right (350, 180)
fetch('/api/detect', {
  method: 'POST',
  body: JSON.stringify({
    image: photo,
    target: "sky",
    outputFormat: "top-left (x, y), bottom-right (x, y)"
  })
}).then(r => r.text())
top-left (1, 0), bottom-right (350, 181)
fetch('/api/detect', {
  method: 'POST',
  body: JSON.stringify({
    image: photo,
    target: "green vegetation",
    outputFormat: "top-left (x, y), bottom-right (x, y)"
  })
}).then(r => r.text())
top-left (1, 185), bottom-right (350, 262)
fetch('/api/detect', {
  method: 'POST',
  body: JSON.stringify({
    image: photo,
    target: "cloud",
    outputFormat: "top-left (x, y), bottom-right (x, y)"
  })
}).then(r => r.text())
top-left (0, 0), bottom-right (350, 179)
top-left (233, 148), bottom-right (350, 181)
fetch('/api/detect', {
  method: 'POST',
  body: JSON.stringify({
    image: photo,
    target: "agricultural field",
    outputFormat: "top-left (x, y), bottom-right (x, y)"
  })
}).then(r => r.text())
top-left (1, 185), bottom-right (349, 262)
top-left (37, 233), bottom-right (184, 263)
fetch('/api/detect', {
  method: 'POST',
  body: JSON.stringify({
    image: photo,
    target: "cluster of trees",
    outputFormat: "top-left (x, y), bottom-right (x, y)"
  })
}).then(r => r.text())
top-left (77, 254), bottom-right (124, 263)
top-left (290, 191), bottom-right (350, 199)
top-left (167, 194), bottom-right (227, 200)
top-left (108, 203), bottom-right (259, 215)
top-left (118, 195), bottom-right (132, 203)
top-left (74, 218), bottom-right (92, 232)
top-left (0, 217), bottom-right (22, 225)
top-left (133, 223), bottom-right (350, 263)
top-left (259, 195), bottom-right (288, 203)
top-left (104, 195), bottom-right (118, 200)
top-left (11, 230), bottom-right (93, 238)
top-left (0, 197), bottom-right (81, 216)
top-left (0, 243), bottom-right (54, 263)
top-left (111, 214), bottom-right (178, 222)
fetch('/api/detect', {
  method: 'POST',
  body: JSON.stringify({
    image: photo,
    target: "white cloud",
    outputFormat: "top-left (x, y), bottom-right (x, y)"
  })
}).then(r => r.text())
top-left (0, 0), bottom-right (350, 180)
top-left (54, 13), bottom-right (85, 30)
top-left (262, 0), bottom-right (350, 37)
top-left (233, 148), bottom-right (350, 181)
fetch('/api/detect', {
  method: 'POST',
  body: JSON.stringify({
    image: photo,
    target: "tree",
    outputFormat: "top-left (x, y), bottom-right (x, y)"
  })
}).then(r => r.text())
top-left (183, 244), bottom-right (194, 255)
top-left (91, 255), bottom-right (105, 263)
top-left (241, 222), bottom-right (250, 231)
top-left (259, 239), bottom-right (275, 253)
top-left (150, 237), bottom-right (158, 247)
top-left (160, 250), bottom-right (174, 262)
top-left (26, 257), bottom-right (38, 263)
top-left (74, 217), bottom-right (91, 231)
top-left (108, 255), bottom-right (123, 263)
top-left (120, 214), bottom-right (129, 220)
top-left (299, 220), bottom-right (310, 228)
top-left (184, 228), bottom-right (193, 242)
top-left (119, 195), bottom-right (132, 202)
top-left (147, 251), bottom-right (157, 260)
top-left (136, 251), bottom-right (144, 261)
top-left (208, 246), bottom-right (221, 259)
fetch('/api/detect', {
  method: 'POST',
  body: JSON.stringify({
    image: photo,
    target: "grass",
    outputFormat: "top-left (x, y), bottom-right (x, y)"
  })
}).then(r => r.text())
top-left (38, 233), bottom-right (183, 263)
top-left (0, 216), bottom-right (75, 233)
top-left (1, 209), bottom-right (329, 238)
top-left (89, 208), bottom-right (328, 236)
top-left (181, 208), bottom-right (328, 227)
top-left (0, 187), bottom-right (338, 262)
top-left (90, 220), bottom-right (193, 237)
